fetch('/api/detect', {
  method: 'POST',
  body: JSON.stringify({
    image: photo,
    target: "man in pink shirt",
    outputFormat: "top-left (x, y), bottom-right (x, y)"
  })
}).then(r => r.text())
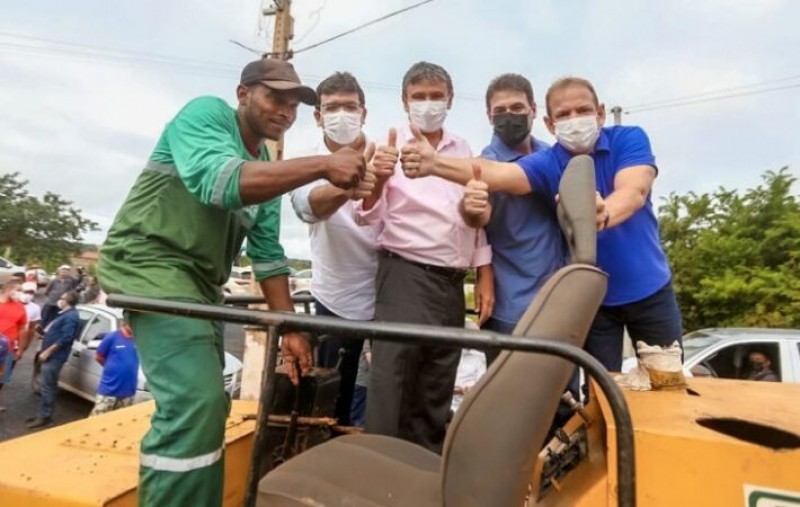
top-left (357, 61), bottom-right (494, 453)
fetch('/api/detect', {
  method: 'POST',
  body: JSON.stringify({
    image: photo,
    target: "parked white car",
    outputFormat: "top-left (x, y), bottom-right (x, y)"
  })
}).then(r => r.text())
top-left (0, 257), bottom-right (25, 284)
top-left (289, 269), bottom-right (312, 296)
top-left (57, 304), bottom-right (243, 402)
top-left (223, 266), bottom-right (253, 296)
top-left (622, 328), bottom-right (800, 383)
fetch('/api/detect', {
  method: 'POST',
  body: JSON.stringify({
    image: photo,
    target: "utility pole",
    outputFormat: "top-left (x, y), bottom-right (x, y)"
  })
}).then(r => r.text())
top-left (611, 105), bottom-right (623, 126)
top-left (263, 0), bottom-right (294, 161)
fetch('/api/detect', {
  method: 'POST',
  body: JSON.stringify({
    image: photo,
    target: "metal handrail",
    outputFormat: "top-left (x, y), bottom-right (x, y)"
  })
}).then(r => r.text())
top-left (108, 293), bottom-right (636, 507)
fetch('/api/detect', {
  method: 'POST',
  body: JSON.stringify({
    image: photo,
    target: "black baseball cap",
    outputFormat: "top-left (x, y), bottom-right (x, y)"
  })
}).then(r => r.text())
top-left (240, 59), bottom-right (317, 106)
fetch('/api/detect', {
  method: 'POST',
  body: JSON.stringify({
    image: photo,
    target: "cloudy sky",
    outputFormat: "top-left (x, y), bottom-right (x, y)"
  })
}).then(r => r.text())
top-left (2, 0), bottom-right (799, 259)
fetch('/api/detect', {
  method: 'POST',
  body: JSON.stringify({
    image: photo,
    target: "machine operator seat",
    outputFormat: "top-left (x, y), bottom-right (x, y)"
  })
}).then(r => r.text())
top-left (257, 156), bottom-right (606, 507)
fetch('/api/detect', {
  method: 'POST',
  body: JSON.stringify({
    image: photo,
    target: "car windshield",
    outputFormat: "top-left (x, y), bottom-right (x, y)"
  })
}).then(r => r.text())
top-left (683, 332), bottom-right (723, 360)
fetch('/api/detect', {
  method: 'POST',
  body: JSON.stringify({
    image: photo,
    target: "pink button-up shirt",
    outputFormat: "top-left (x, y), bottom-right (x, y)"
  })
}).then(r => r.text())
top-left (356, 125), bottom-right (492, 269)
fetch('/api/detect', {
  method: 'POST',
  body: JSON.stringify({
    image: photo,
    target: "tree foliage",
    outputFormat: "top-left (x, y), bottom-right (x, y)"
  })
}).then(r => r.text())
top-left (659, 167), bottom-right (800, 330)
top-left (0, 172), bottom-right (98, 270)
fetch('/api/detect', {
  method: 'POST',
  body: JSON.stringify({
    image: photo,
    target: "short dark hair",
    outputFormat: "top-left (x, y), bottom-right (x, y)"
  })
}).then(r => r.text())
top-left (316, 72), bottom-right (365, 107)
top-left (545, 77), bottom-right (599, 116)
top-left (485, 73), bottom-right (534, 110)
top-left (62, 291), bottom-right (79, 307)
top-left (402, 61), bottom-right (453, 99)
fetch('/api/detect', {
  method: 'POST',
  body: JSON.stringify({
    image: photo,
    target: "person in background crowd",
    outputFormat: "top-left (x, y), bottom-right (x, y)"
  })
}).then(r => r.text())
top-left (75, 266), bottom-right (90, 293)
top-left (0, 280), bottom-right (27, 412)
top-left (26, 291), bottom-right (80, 429)
top-left (16, 282), bottom-right (41, 357)
top-left (81, 276), bottom-right (101, 304)
top-left (89, 320), bottom-right (140, 416)
top-left (746, 351), bottom-right (779, 382)
top-left (360, 61), bottom-right (494, 453)
top-left (350, 340), bottom-right (371, 427)
top-left (290, 71), bottom-right (379, 426)
top-left (42, 265), bottom-right (76, 327)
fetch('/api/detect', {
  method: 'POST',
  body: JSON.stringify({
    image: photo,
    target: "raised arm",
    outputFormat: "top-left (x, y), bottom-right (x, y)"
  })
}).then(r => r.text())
top-left (399, 125), bottom-right (531, 195)
top-left (602, 165), bottom-right (656, 229)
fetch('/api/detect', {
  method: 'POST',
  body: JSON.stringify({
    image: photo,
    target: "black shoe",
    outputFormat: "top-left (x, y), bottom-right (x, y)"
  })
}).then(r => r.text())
top-left (26, 417), bottom-right (52, 429)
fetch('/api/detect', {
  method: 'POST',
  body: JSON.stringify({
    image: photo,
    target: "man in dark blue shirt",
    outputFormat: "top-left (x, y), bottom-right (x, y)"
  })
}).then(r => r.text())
top-left (401, 76), bottom-right (682, 372)
top-left (90, 321), bottom-right (140, 416)
top-left (460, 74), bottom-right (566, 365)
top-left (27, 291), bottom-right (81, 429)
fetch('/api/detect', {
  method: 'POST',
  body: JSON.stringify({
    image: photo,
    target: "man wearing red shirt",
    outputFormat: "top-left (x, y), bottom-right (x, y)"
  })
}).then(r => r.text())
top-left (0, 280), bottom-right (28, 410)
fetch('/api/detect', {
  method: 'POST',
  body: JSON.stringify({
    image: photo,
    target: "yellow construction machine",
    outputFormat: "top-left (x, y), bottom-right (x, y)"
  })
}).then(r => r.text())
top-left (0, 156), bottom-right (798, 506)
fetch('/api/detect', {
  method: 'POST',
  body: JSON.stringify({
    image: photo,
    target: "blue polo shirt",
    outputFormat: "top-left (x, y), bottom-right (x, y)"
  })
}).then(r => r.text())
top-left (517, 125), bottom-right (671, 306)
top-left (482, 135), bottom-right (567, 326)
top-left (96, 330), bottom-right (140, 398)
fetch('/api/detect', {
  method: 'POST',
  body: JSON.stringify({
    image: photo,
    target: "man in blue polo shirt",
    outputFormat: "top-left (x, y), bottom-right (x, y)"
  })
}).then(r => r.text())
top-left (460, 74), bottom-right (566, 364)
top-left (90, 320), bottom-right (140, 416)
top-left (400, 76), bottom-right (682, 372)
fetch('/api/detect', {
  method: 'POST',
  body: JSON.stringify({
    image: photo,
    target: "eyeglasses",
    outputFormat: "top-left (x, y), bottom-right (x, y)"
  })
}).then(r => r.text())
top-left (319, 101), bottom-right (363, 114)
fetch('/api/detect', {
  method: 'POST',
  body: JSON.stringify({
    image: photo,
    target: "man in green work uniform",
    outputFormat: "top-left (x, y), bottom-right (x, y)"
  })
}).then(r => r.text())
top-left (99, 58), bottom-right (371, 507)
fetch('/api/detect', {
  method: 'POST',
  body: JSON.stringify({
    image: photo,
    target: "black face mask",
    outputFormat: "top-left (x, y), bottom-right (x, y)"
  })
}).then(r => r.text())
top-left (492, 112), bottom-right (531, 147)
top-left (749, 361), bottom-right (765, 372)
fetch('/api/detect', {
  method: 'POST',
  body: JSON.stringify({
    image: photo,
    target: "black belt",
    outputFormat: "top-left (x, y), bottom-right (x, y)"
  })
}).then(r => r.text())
top-left (380, 250), bottom-right (467, 282)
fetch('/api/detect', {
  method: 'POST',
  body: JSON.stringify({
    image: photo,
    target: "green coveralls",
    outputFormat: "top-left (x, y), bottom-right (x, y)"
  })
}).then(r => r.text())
top-left (99, 96), bottom-right (290, 507)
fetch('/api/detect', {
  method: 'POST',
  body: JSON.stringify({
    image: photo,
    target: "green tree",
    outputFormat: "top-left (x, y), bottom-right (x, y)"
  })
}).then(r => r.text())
top-left (659, 167), bottom-right (800, 330)
top-left (0, 172), bottom-right (98, 271)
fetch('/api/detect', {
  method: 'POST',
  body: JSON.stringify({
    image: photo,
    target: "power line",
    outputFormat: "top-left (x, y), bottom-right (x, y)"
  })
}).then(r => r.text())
top-left (292, 0), bottom-right (435, 55)
top-left (623, 73), bottom-right (800, 110)
top-left (0, 32), bottom-right (483, 101)
top-left (625, 82), bottom-right (800, 114)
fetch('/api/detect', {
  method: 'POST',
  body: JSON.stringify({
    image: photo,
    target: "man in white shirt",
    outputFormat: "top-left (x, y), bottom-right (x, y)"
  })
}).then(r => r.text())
top-left (290, 72), bottom-right (380, 425)
top-left (17, 282), bottom-right (42, 357)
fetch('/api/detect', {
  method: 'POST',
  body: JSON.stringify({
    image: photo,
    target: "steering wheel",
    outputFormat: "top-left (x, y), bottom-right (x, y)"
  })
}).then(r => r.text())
top-left (699, 360), bottom-right (719, 378)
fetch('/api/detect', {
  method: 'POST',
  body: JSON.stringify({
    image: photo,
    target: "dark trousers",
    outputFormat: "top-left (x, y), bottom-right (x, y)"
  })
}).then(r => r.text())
top-left (315, 299), bottom-right (364, 427)
top-left (350, 385), bottom-right (367, 427)
top-left (366, 254), bottom-right (464, 454)
top-left (585, 281), bottom-right (683, 372)
top-left (38, 357), bottom-right (67, 419)
top-left (481, 317), bottom-right (516, 366)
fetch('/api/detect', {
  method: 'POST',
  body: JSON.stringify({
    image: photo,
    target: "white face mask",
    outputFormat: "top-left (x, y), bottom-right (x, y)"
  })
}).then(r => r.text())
top-left (408, 100), bottom-right (448, 133)
top-left (15, 292), bottom-right (32, 304)
top-left (554, 115), bottom-right (601, 153)
top-left (322, 111), bottom-right (363, 145)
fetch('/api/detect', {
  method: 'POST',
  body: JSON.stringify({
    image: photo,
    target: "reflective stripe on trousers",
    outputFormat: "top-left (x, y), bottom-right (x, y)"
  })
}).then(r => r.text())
top-left (141, 446), bottom-right (224, 473)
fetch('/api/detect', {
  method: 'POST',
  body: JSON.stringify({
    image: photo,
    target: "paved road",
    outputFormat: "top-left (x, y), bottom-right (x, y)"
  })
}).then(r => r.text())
top-left (0, 322), bottom-right (245, 443)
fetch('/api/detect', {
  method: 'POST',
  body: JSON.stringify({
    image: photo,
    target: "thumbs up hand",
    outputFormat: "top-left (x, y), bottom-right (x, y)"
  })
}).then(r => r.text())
top-left (400, 124), bottom-right (436, 178)
top-left (349, 143), bottom-right (378, 200)
top-left (372, 128), bottom-right (399, 183)
top-left (462, 160), bottom-right (490, 218)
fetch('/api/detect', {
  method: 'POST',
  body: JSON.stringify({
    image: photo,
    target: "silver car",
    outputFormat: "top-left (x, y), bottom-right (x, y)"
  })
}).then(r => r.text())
top-left (622, 328), bottom-right (800, 383)
top-left (57, 304), bottom-right (243, 402)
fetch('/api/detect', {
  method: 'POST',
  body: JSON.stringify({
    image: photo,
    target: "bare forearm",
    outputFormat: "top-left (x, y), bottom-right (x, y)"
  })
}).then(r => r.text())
top-left (259, 275), bottom-right (295, 313)
top-left (239, 157), bottom-right (329, 205)
top-left (308, 185), bottom-right (350, 219)
top-left (604, 187), bottom-right (648, 227)
top-left (434, 157), bottom-right (531, 194)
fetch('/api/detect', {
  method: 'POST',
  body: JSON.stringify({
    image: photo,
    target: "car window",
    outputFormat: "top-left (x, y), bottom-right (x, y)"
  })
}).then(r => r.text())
top-left (77, 310), bottom-right (95, 341)
top-left (704, 342), bottom-right (782, 382)
top-left (82, 315), bottom-right (113, 345)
